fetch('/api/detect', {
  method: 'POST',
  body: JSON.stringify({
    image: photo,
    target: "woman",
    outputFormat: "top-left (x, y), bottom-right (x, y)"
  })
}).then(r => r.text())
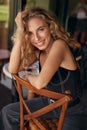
top-left (0, 6), bottom-right (86, 130)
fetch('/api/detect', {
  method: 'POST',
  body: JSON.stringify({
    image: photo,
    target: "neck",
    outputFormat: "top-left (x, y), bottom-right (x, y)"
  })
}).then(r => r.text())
top-left (44, 39), bottom-right (54, 54)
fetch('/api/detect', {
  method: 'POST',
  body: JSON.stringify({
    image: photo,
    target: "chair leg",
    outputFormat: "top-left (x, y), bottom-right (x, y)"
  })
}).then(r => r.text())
top-left (57, 103), bottom-right (68, 130)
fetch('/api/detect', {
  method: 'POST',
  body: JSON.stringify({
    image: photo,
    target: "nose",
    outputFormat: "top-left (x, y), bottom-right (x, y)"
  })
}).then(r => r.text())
top-left (34, 33), bottom-right (40, 41)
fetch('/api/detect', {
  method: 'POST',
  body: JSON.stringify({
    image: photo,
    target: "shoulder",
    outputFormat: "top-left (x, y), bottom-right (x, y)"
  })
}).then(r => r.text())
top-left (52, 39), bottom-right (67, 51)
top-left (49, 39), bottom-right (68, 59)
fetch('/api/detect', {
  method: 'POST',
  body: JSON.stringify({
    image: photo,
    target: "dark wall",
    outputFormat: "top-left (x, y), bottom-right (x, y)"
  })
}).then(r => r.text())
top-left (8, 0), bottom-right (26, 50)
top-left (49, 0), bottom-right (69, 28)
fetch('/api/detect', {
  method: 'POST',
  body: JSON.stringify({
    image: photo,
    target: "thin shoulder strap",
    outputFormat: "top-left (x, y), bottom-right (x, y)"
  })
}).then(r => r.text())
top-left (57, 70), bottom-right (65, 93)
top-left (38, 51), bottom-right (41, 60)
top-left (38, 51), bottom-right (41, 71)
top-left (50, 70), bottom-right (70, 90)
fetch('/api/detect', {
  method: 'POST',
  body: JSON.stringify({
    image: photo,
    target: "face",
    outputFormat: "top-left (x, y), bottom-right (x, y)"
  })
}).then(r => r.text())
top-left (27, 17), bottom-right (53, 51)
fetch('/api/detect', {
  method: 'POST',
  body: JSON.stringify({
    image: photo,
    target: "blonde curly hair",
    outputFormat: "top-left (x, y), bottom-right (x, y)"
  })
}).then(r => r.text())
top-left (12, 6), bottom-right (71, 69)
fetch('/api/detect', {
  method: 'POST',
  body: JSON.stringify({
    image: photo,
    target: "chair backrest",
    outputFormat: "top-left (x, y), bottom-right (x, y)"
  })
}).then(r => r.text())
top-left (12, 74), bottom-right (72, 130)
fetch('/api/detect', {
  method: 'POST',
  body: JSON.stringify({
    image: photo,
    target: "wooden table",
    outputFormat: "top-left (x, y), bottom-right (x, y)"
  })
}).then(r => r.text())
top-left (0, 49), bottom-right (10, 80)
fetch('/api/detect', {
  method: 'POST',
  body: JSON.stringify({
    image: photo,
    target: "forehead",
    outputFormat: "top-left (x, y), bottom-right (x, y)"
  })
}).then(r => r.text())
top-left (27, 17), bottom-right (47, 31)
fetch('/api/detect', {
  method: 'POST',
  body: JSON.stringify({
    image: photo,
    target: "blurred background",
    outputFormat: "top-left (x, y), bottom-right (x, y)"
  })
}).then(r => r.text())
top-left (1, 0), bottom-right (86, 50)
top-left (0, 0), bottom-right (87, 111)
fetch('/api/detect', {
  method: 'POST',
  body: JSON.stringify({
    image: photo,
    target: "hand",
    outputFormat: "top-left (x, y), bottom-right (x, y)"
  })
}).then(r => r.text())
top-left (15, 11), bottom-right (26, 33)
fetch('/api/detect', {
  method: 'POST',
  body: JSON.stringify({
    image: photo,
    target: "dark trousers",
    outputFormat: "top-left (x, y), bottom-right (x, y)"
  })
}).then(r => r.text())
top-left (0, 96), bottom-right (87, 130)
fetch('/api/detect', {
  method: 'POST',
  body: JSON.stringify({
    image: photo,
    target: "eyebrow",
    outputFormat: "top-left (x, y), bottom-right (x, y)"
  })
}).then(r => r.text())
top-left (27, 25), bottom-right (47, 34)
top-left (37, 25), bottom-right (47, 30)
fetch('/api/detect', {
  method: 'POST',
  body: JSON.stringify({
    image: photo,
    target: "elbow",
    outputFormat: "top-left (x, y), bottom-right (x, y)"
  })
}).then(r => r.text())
top-left (35, 84), bottom-right (45, 90)
top-left (8, 65), bottom-right (12, 73)
top-left (8, 64), bottom-right (18, 74)
top-left (8, 70), bottom-right (16, 74)
top-left (39, 82), bottom-right (47, 89)
top-left (34, 78), bottom-right (47, 90)
top-left (8, 65), bottom-right (13, 74)
top-left (36, 84), bottom-right (43, 90)
top-left (8, 69), bottom-right (17, 74)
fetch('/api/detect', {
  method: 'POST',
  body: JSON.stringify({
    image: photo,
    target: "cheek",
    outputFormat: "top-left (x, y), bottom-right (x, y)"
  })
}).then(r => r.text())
top-left (46, 30), bottom-right (52, 40)
top-left (29, 35), bottom-right (35, 43)
top-left (30, 37), bottom-right (33, 42)
top-left (44, 30), bottom-right (51, 38)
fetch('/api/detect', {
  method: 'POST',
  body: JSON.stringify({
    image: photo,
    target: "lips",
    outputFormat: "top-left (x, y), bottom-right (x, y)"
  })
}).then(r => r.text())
top-left (36, 40), bottom-right (45, 47)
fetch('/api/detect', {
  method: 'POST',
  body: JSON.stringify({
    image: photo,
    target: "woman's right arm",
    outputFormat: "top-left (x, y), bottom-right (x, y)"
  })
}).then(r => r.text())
top-left (8, 12), bottom-right (25, 73)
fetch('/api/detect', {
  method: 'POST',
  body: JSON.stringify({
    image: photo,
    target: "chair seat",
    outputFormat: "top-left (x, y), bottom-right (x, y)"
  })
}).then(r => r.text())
top-left (29, 118), bottom-right (58, 130)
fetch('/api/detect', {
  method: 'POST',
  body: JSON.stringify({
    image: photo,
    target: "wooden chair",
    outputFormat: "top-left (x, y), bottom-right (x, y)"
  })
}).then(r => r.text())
top-left (12, 74), bottom-right (72, 130)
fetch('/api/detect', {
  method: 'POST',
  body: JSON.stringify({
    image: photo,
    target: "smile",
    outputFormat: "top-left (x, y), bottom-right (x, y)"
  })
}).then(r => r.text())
top-left (36, 40), bottom-right (45, 46)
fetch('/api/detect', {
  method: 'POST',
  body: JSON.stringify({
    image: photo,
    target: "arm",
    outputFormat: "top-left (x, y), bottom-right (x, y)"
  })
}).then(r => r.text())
top-left (8, 12), bottom-right (26, 73)
top-left (25, 40), bottom-right (66, 89)
top-left (25, 40), bottom-right (77, 89)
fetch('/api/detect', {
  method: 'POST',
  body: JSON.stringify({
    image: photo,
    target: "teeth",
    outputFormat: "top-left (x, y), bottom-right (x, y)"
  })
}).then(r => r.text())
top-left (38, 42), bottom-right (43, 45)
top-left (37, 41), bottom-right (44, 46)
top-left (38, 40), bottom-right (45, 45)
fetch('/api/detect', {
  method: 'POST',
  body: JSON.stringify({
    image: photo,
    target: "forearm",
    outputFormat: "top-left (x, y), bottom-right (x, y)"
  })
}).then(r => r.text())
top-left (8, 31), bottom-right (25, 73)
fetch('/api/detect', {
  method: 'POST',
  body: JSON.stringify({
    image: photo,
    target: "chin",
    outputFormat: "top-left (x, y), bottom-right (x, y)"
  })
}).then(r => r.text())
top-left (37, 46), bottom-right (46, 50)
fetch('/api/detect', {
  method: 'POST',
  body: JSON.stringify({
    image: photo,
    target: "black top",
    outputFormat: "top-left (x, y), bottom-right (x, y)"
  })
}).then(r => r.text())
top-left (39, 60), bottom-right (81, 99)
top-left (46, 67), bottom-right (81, 99)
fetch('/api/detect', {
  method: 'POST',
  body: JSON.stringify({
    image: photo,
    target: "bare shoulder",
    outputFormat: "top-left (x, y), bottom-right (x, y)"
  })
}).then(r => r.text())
top-left (53, 39), bottom-right (67, 46)
top-left (48, 39), bottom-right (68, 63)
top-left (52, 39), bottom-right (67, 51)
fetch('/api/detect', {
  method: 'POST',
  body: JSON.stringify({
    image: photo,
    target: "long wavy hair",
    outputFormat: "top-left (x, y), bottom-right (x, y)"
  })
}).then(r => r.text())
top-left (12, 6), bottom-right (72, 69)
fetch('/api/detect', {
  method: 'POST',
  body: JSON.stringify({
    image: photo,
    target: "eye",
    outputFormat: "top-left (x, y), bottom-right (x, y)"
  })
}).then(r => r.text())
top-left (39, 27), bottom-right (45, 31)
